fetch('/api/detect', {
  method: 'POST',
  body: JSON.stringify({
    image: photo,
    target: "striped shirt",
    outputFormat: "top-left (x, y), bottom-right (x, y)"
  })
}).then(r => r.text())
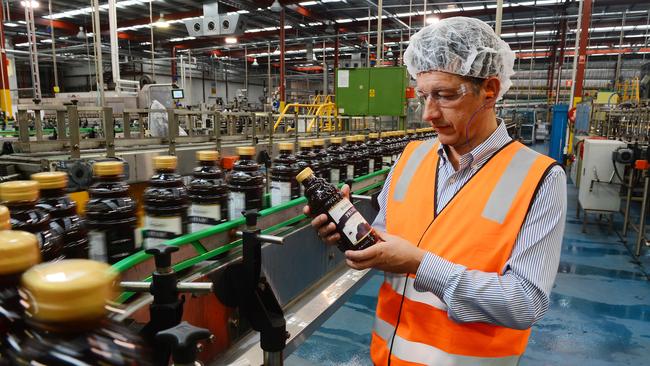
top-left (372, 122), bottom-right (567, 329)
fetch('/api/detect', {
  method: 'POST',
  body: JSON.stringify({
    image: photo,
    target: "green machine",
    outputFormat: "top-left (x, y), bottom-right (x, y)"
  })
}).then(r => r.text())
top-left (335, 66), bottom-right (409, 117)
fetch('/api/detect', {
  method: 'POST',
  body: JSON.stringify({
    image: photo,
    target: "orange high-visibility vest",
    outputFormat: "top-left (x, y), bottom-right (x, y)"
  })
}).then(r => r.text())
top-left (370, 139), bottom-right (556, 366)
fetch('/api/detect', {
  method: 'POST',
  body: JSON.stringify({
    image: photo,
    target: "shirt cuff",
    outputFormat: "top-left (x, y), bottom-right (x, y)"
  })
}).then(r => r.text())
top-left (413, 252), bottom-right (459, 299)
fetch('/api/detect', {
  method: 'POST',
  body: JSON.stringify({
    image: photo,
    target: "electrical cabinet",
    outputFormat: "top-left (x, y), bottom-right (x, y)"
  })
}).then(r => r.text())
top-left (578, 139), bottom-right (626, 212)
top-left (335, 67), bottom-right (408, 117)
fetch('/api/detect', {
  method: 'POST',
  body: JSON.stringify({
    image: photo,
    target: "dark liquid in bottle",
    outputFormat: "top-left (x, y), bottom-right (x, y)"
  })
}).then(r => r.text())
top-left (344, 138), bottom-right (365, 179)
top-left (36, 187), bottom-right (88, 259)
top-left (227, 151), bottom-right (264, 220)
top-left (356, 137), bottom-right (371, 176)
top-left (312, 141), bottom-right (331, 181)
top-left (368, 136), bottom-right (384, 173)
top-left (296, 145), bottom-right (322, 179)
top-left (143, 167), bottom-right (189, 248)
top-left (188, 158), bottom-right (229, 232)
top-left (327, 141), bottom-right (348, 185)
top-left (298, 169), bottom-right (380, 252)
top-left (270, 147), bottom-right (300, 206)
top-left (85, 173), bottom-right (138, 264)
top-left (6, 202), bottom-right (63, 262)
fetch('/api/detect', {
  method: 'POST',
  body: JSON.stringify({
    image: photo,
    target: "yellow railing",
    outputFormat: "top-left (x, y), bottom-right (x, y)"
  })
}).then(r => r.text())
top-left (274, 94), bottom-right (338, 133)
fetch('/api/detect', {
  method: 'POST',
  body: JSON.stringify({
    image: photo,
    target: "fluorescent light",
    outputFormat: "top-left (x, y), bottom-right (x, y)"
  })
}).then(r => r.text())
top-left (20, 1), bottom-right (39, 8)
top-left (426, 16), bottom-right (439, 25)
top-left (169, 36), bottom-right (195, 42)
top-left (4, 22), bottom-right (19, 27)
top-left (336, 19), bottom-right (354, 23)
top-left (155, 13), bottom-right (169, 28)
top-left (299, 1), bottom-right (318, 5)
top-left (225, 37), bottom-right (237, 44)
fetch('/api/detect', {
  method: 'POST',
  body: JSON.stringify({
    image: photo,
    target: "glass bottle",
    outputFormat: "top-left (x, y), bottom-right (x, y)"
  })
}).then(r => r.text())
top-left (344, 135), bottom-right (362, 179)
top-left (0, 230), bottom-right (40, 339)
top-left (270, 142), bottom-right (300, 207)
top-left (367, 133), bottom-right (384, 173)
top-left (326, 137), bottom-right (348, 186)
top-left (312, 139), bottom-right (330, 180)
top-left (143, 156), bottom-right (189, 249)
top-left (1, 259), bottom-right (154, 365)
top-left (356, 135), bottom-right (370, 176)
top-left (0, 181), bottom-right (63, 262)
top-left (188, 150), bottom-right (229, 233)
top-left (227, 146), bottom-right (265, 220)
top-left (297, 167), bottom-right (380, 252)
top-left (296, 140), bottom-right (321, 179)
top-left (85, 161), bottom-right (138, 264)
top-left (31, 172), bottom-right (89, 259)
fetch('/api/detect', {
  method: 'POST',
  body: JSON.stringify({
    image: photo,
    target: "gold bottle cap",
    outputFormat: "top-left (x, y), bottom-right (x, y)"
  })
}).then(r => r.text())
top-left (298, 140), bottom-right (314, 148)
top-left (345, 135), bottom-right (356, 142)
top-left (21, 259), bottom-right (117, 323)
top-left (312, 139), bottom-right (325, 147)
top-left (278, 142), bottom-right (294, 151)
top-left (236, 146), bottom-right (256, 156)
top-left (0, 230), bottom-right (40, 275)
top-left (407, 129), bottom-right (416, 134)
top-left (31, 172), bottom-right (68, 190)
top-left (93, 161), bottom-right (124, 176)
top-left (196, 150), bottom-right (219, 161)
top-left (0, 181), bottom-right (39, 202)
top-left (0, 205), bottom-right (9, 230)
top-left (330, 137), bottom-right (343, 144)
top-left (153, 155), bottom-right (178, 170)
top-left (357, 135), bottom-right (366, 141)
top-left (369, 133), bottom-right (379, 139)
top-left (296, 167), bottom-right (314, 183)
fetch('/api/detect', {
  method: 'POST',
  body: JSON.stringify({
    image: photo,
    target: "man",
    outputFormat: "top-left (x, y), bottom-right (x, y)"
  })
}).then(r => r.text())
top-left (305, 17), bottom-right (566, 365)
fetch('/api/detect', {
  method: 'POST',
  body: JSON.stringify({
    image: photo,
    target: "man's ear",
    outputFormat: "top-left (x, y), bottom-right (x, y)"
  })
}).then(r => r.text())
top-left (484, 77), bottom-right (500, 101)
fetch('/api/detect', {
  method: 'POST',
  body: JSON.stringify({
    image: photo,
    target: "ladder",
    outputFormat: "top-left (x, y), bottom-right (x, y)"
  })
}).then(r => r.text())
top-left (24, 2), bottom-right (41, 100)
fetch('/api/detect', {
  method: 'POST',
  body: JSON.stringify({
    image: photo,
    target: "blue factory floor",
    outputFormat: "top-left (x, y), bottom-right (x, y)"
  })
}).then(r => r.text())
top-left (286, 145), bottom-right (650, 366)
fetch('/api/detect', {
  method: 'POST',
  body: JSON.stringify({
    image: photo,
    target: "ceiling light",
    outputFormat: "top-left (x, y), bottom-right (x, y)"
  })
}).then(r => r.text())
top-left (4, 22), bottom-right (19, 27)
top-left (273, 46), bottom-right (281, 55)
top-left (386, 48), bottom-right (393, 57)
top-left (20, 1), bottom-right (39, 8)
top-left (76, 26), bottom-right (86, 39)
top-left (426, 16), bottom-right (440, 25)
top-left (269, 0), bottom-right (282, 13)
top-left (252, 58), bottom-right (259, 66)
top-left (155, 13), bottom-right (169, 28)
top-left (225, 37), bottom-right (237, 44)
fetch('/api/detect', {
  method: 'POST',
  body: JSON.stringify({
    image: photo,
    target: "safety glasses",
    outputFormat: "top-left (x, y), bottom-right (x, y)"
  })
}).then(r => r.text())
top-left (415, 84), bottom-right (469, 108)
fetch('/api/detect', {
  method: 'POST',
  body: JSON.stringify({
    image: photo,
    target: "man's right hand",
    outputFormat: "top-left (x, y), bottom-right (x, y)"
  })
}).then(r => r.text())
top-left (303, 184), bottom-right (351, 246)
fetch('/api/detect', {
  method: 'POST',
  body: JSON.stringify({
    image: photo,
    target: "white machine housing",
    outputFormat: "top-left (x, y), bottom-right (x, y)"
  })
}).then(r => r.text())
top-left (578, 139), bottom-right (626, 212)
top-left (184, 3), bottom-right (245, 37)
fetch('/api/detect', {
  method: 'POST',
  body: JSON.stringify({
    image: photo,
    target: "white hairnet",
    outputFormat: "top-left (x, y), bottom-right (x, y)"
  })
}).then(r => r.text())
top-left (404, 16), bottom-right (516, 100)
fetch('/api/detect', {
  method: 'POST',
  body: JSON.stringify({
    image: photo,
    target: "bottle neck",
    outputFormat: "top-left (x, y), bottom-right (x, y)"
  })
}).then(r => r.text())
top-left (5, 199), bottom-right (37, 210)
top-left (29, 315), bottom-right (105, 334)
top-left (0, 272), bottom-right (22, 290)
top-left (40, 187), bottom-right (67, 198)
top-left (155, 168), bottom-right (176, 174)
top-left (95, 174), bottom-right (124, 182)
top-left (239, 154), bottom-right (253, 160)
top-left (198, 160), bottom-right (217, 167)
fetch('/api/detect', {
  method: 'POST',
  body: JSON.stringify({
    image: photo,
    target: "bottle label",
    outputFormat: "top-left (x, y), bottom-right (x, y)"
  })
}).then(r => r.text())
top-left (392, 154), bottom-right (397, 162)
top-left (189, 204), bottom-right (222, 232)
top-left (228, 191), bottom-right (246, 220)
top-left (369, 160), bottom-right (375, 173)
top-left (382, 156), bottom-right (392, 167)
top-left (270, 181), bottom-right (292, 207)
top-left (328, 198), bottom-right (373, 247)
top-left (331, 168), bottom-right (340, 185)
top-left (88, 230), bottom-right (107, 262)
top-left (347, 164), bottom-right (354, 179)
top-left (144, 216), bottom-right (183, 248)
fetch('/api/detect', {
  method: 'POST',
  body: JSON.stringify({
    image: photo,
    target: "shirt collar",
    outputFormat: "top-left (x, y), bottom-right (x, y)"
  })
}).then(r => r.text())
top-left (437, 119), bottom-right (511, 170)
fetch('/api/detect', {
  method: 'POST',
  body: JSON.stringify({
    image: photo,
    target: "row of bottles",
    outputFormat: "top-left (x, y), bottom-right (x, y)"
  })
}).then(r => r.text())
top-left (0, 229), bottom-right (153, 365)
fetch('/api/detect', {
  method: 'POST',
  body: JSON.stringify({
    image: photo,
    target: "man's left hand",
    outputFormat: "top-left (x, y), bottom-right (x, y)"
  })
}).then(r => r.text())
top-left (345, 231), bottom-right (426, 274)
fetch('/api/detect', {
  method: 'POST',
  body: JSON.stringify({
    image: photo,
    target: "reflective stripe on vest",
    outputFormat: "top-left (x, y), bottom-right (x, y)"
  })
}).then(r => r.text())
top-left (384, 272), bottom-right (447, 311)
top-left (373, 317), bottom-right (521, 366)
top-left (393, 139), bottom-right (437, 202)
top-left (482, 147), bottom-right (541, 224)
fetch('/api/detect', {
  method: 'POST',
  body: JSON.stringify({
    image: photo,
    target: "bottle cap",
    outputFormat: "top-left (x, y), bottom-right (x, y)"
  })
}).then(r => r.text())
top-left (196, 150), bottom-right (219, 161)
top-left (407, 129), bottom-right (416, 134)
top-left (21, 259), bottom-right (117, 323)
top-left (93, 161), bottom-right (124, 176)
top-left (278, 142), bottom-right (294, 151)
top-left (236, 146), bottom-right (256, 156)
top-left (295, 167), bottom-right (314, 183)
top-left (357, 135), bottom-right (366, 141)
top-left (31, 172), bottom-right (68, 190)
top-left (299, 140), bottom-right (314, 148)
top-left (312, 139), bottom-right (325, 146)
top-left (330, 137), bottom-right (343, 144)
top-left (369, 133), bottom-right (379, 139)
top-left (0, 205), bottom-right (9, 230)
top-left (0, 231), bottom-right (40, 275)
top-left (345, 135), bottom-right (356, 142)
top-left (0, 181), bottom-right (39, 202)
top-left (153, 155), bottom-right (178, 170)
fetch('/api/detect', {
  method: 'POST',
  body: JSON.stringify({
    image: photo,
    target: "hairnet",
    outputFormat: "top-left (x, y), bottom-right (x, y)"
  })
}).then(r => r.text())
top-left (404, 16), bottom-right (515, 100)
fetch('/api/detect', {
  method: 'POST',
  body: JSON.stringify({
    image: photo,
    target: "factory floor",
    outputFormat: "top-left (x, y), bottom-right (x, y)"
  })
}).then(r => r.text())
top-left (286, 144), bottom-right (650, 366)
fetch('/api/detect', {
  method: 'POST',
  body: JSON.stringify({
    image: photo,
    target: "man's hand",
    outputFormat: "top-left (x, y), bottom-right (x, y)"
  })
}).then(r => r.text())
top-left (303, 184), bottom-right (351, 246)
top-left (345, 231), bottom-right (425, 274)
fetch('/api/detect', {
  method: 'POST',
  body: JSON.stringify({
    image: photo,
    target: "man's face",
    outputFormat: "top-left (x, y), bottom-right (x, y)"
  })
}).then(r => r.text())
top-left (416, 71), bottom-right (485, 148)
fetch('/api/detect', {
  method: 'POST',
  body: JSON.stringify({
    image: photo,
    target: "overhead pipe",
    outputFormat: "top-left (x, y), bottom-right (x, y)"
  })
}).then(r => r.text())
top-left (108, 0), bottom-right (120, 90)
top-left (48, 0), bottom-right (58, 92)
top-left (495, 0), bottom-right (503, 36)
top-left (91, 0), bottom-right (105, 106)
top-left (377, 0), bottom-right (383, 65)
top-left (614, 10), bottom-right (627, 83)
top-left (279, 7), bottom-right (286, 104)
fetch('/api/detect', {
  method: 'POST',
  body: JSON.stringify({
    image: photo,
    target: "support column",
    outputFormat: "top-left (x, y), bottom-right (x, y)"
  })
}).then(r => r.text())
top-left (171, 46), bottom-right (177, 83)
top-left (0, 1), bottom-right (12, 117)
top-left (279, 8), bottom-right (286, 107)
top-left (572, 0), bottom-right (592, 105)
